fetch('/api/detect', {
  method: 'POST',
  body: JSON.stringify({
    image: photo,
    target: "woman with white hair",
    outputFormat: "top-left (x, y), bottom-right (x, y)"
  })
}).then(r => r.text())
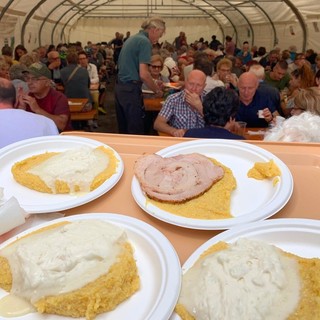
top-left (264, 112), bottom-right (320, 142)
top-left (264, 87), bottom-right (320, 142)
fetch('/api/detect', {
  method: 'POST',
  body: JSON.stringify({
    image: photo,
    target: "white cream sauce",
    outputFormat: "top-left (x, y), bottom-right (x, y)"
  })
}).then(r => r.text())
top-left (28, 147), bottom-right (109, 193)
top-left (179, 238), bottom-right (301, 320)
top-left (0, 294), bottom-right (36, 317)
top-left (1, 220), bottom-right (126, 304)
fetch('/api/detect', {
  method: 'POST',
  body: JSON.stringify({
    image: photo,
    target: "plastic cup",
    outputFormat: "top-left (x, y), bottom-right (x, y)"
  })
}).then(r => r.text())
top-left (236, 121), bottom-right (247, 136)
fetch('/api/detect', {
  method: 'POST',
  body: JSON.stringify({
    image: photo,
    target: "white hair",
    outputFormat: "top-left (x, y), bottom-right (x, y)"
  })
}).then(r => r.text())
top-left (264, 112), bottom-right (320, 142)
top-left (248, 64), bottom-right (265, 80)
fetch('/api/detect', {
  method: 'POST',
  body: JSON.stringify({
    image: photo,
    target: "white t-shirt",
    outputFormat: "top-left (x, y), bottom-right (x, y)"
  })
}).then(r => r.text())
top-left (204, 76), bottom-right (225, 95)
top-left (86, 63), bottom-right (99, 84)
top-left (0, 109), bottom-right (59, 148)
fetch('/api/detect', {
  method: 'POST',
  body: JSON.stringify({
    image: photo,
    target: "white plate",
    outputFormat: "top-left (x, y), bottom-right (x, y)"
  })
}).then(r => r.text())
top-left (164, 83), bottom-right (182, 90)
top-left (170, 218), bottom-right (320, 320)
top-left (131, 139), bottom-right (293, 230)
top-left (0, 213), bottom-right (181, 320)
top-left (142, 89), bottom-right (155, 94)
top-left (0, 136), bottom-right (124, 214)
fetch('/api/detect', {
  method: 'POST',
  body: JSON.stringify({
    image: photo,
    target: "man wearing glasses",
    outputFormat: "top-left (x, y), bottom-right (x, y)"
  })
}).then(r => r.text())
top-left (115, 17), bottom-right (166, 134)
top-left (18, 62), bottom-right (70, 131)
top-left (47, 50), bottom-right (64, 87)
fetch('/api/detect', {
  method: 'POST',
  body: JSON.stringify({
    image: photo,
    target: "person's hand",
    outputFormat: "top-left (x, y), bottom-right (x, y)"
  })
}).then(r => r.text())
top-left (185, 89), bottom-right (203, 114)
top-left (154, 90), bottom-right (164, 98)
top-left (226, 117), bottom-right (237, 132)
top-left (20, 95), bottom-right (41, 113)
top-left (262, 108), bottom-right (273, 123)
top-left (171, 128), bottom-right (186, 137)
top-left (48, 61), bottom-right (60, 70)
top-left (16, 88), bottom-right (27, 110)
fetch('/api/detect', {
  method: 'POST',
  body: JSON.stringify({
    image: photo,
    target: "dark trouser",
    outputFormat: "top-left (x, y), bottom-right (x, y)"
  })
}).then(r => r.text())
top-left (115, 81), bottom-right (145, 134)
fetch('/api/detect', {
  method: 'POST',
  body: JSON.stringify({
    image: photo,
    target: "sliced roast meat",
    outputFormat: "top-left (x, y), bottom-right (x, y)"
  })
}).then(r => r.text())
top-left (134, 153), bottom-right (224, 203)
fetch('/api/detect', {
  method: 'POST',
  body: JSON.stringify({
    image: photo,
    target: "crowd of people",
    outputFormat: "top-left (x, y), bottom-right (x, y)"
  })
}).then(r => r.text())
top-left (1, 18), bottom-right (320, 148)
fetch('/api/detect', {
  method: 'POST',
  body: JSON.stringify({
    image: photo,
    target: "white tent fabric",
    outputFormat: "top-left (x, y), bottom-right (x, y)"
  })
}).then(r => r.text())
top-left (0, 0), bottom-right (319, 53)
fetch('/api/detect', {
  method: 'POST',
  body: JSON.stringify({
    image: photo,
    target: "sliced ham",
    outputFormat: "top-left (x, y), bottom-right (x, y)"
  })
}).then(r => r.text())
top-left (134, 153), bottom-right (224, 203)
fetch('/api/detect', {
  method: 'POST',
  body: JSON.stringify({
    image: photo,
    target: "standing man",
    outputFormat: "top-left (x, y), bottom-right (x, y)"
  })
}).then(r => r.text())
top-left (225, 36), bottom-right (236, 56)
top-left (115, 17), bottom-right (166, 134)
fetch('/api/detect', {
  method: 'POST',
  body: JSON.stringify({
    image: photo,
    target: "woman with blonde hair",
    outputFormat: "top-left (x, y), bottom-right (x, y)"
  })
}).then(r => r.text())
top-left (0, 60), bottom-right (10, 79)
top-left (291, 86), bottom-right (320, 116)
top-left (281, 64), bottom-right (315, 116)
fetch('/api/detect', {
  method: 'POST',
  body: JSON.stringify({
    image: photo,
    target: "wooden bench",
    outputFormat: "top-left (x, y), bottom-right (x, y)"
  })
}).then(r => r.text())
top-left (70, 109), bottom-right (97, 121)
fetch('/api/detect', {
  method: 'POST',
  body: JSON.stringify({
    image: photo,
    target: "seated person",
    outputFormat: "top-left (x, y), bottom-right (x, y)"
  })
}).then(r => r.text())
top-left (142, 54), bottom-right (169, 97)
top-left (46, 50), bottom-right (64, 87)
top-left (159, 48), bottom-right (180, 83)
top-left (248, 64), bottom-right (281, 115)
top-left (264, 111), bottom-right (320, 142)
top-left (184, 86), bottom-right (244, 139)
top-left (287, 86), bottom-right (320, 117)
top-left (18, 62), bottom-right (71, 131)
top-left (153, 69), bottom-right (206, 137)
top-left (236, 72), bottom-right (280, 127)
top-left (0, 78), bottom-right (58, 148)
top-left (78, 50), bottom-right (100, 116)
top-left (264, 60), bottom-right (290, 91)
top-left (9, 64), bottom-right (29, 94)
top-left (192, 53), bottom-right (224, 94)
top-left (264, 87), bottom-right (320, 142)
top-left (212, 57), bottom-right (238, 89)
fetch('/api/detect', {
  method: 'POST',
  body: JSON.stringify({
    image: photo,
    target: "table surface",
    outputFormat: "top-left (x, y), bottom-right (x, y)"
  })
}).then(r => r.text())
top-left (68, 98), bottom-right (88, 112)
top-left (59, 132), bottom-right (320, 264)
top-left (143, 97), bottom-right (163, 112)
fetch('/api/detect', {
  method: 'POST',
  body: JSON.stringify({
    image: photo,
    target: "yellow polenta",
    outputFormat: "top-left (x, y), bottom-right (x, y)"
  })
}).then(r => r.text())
top-left (247, 159), bottom-right (281, 180)
top-left (0, 221), bottom-right (140, 320)
top-left (11, 146), bottom-right (118, 194)
top-left (149, 159), bottom-right (236, 219)
top-left (175, 241), bottom-right (320, 320)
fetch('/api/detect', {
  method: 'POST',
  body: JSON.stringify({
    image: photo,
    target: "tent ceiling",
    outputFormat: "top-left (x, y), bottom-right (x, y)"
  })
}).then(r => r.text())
top-left (0, 0), bottom-right (314, 51)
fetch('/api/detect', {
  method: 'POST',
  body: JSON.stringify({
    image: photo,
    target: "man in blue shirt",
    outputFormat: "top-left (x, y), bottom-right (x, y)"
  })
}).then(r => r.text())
top-left (115, 17), bottom-right (166, 134)
top-left (236, 72), bottom-right (280, 127)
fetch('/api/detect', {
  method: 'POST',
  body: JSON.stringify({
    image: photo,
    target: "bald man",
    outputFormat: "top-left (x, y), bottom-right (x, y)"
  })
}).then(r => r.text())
top-left (236, 72), bottom-right (280, 127)
top-left (0, 78), bottom-right (58, 148)
top-left (154, 69), bottom-right (206, 137)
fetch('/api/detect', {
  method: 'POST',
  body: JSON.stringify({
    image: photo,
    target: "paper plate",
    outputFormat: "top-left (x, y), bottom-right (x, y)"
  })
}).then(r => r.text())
top-left (0, 136), bottom-right (124, 214)
top-left (132, 139), bottom-right (293, 230)
top-left (170, 218), bottom-right (320, 320)
top-left (0, 213), bottom-right (181, 320)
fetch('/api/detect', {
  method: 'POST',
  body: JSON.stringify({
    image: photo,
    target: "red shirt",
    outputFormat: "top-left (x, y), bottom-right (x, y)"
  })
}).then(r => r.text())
top-left (27, 87), bottom-right (71, 130)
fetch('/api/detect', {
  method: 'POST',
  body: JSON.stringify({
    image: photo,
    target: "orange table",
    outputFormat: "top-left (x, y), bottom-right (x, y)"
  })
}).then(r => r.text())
top-left (68, 98), bottom-right (88, 112)
top-left (59, 132), bottom-right (320, 264)
top-left (143, 97), bottom-right (163, 111)
top-left (68, 98), bottom-right (97, 122)
top-left (244, 127), bottom-right (267, 140)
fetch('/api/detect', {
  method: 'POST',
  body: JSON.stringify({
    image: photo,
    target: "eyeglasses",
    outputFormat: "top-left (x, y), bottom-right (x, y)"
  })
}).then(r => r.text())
top-left (150, 65), bottom-right (162, 69)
